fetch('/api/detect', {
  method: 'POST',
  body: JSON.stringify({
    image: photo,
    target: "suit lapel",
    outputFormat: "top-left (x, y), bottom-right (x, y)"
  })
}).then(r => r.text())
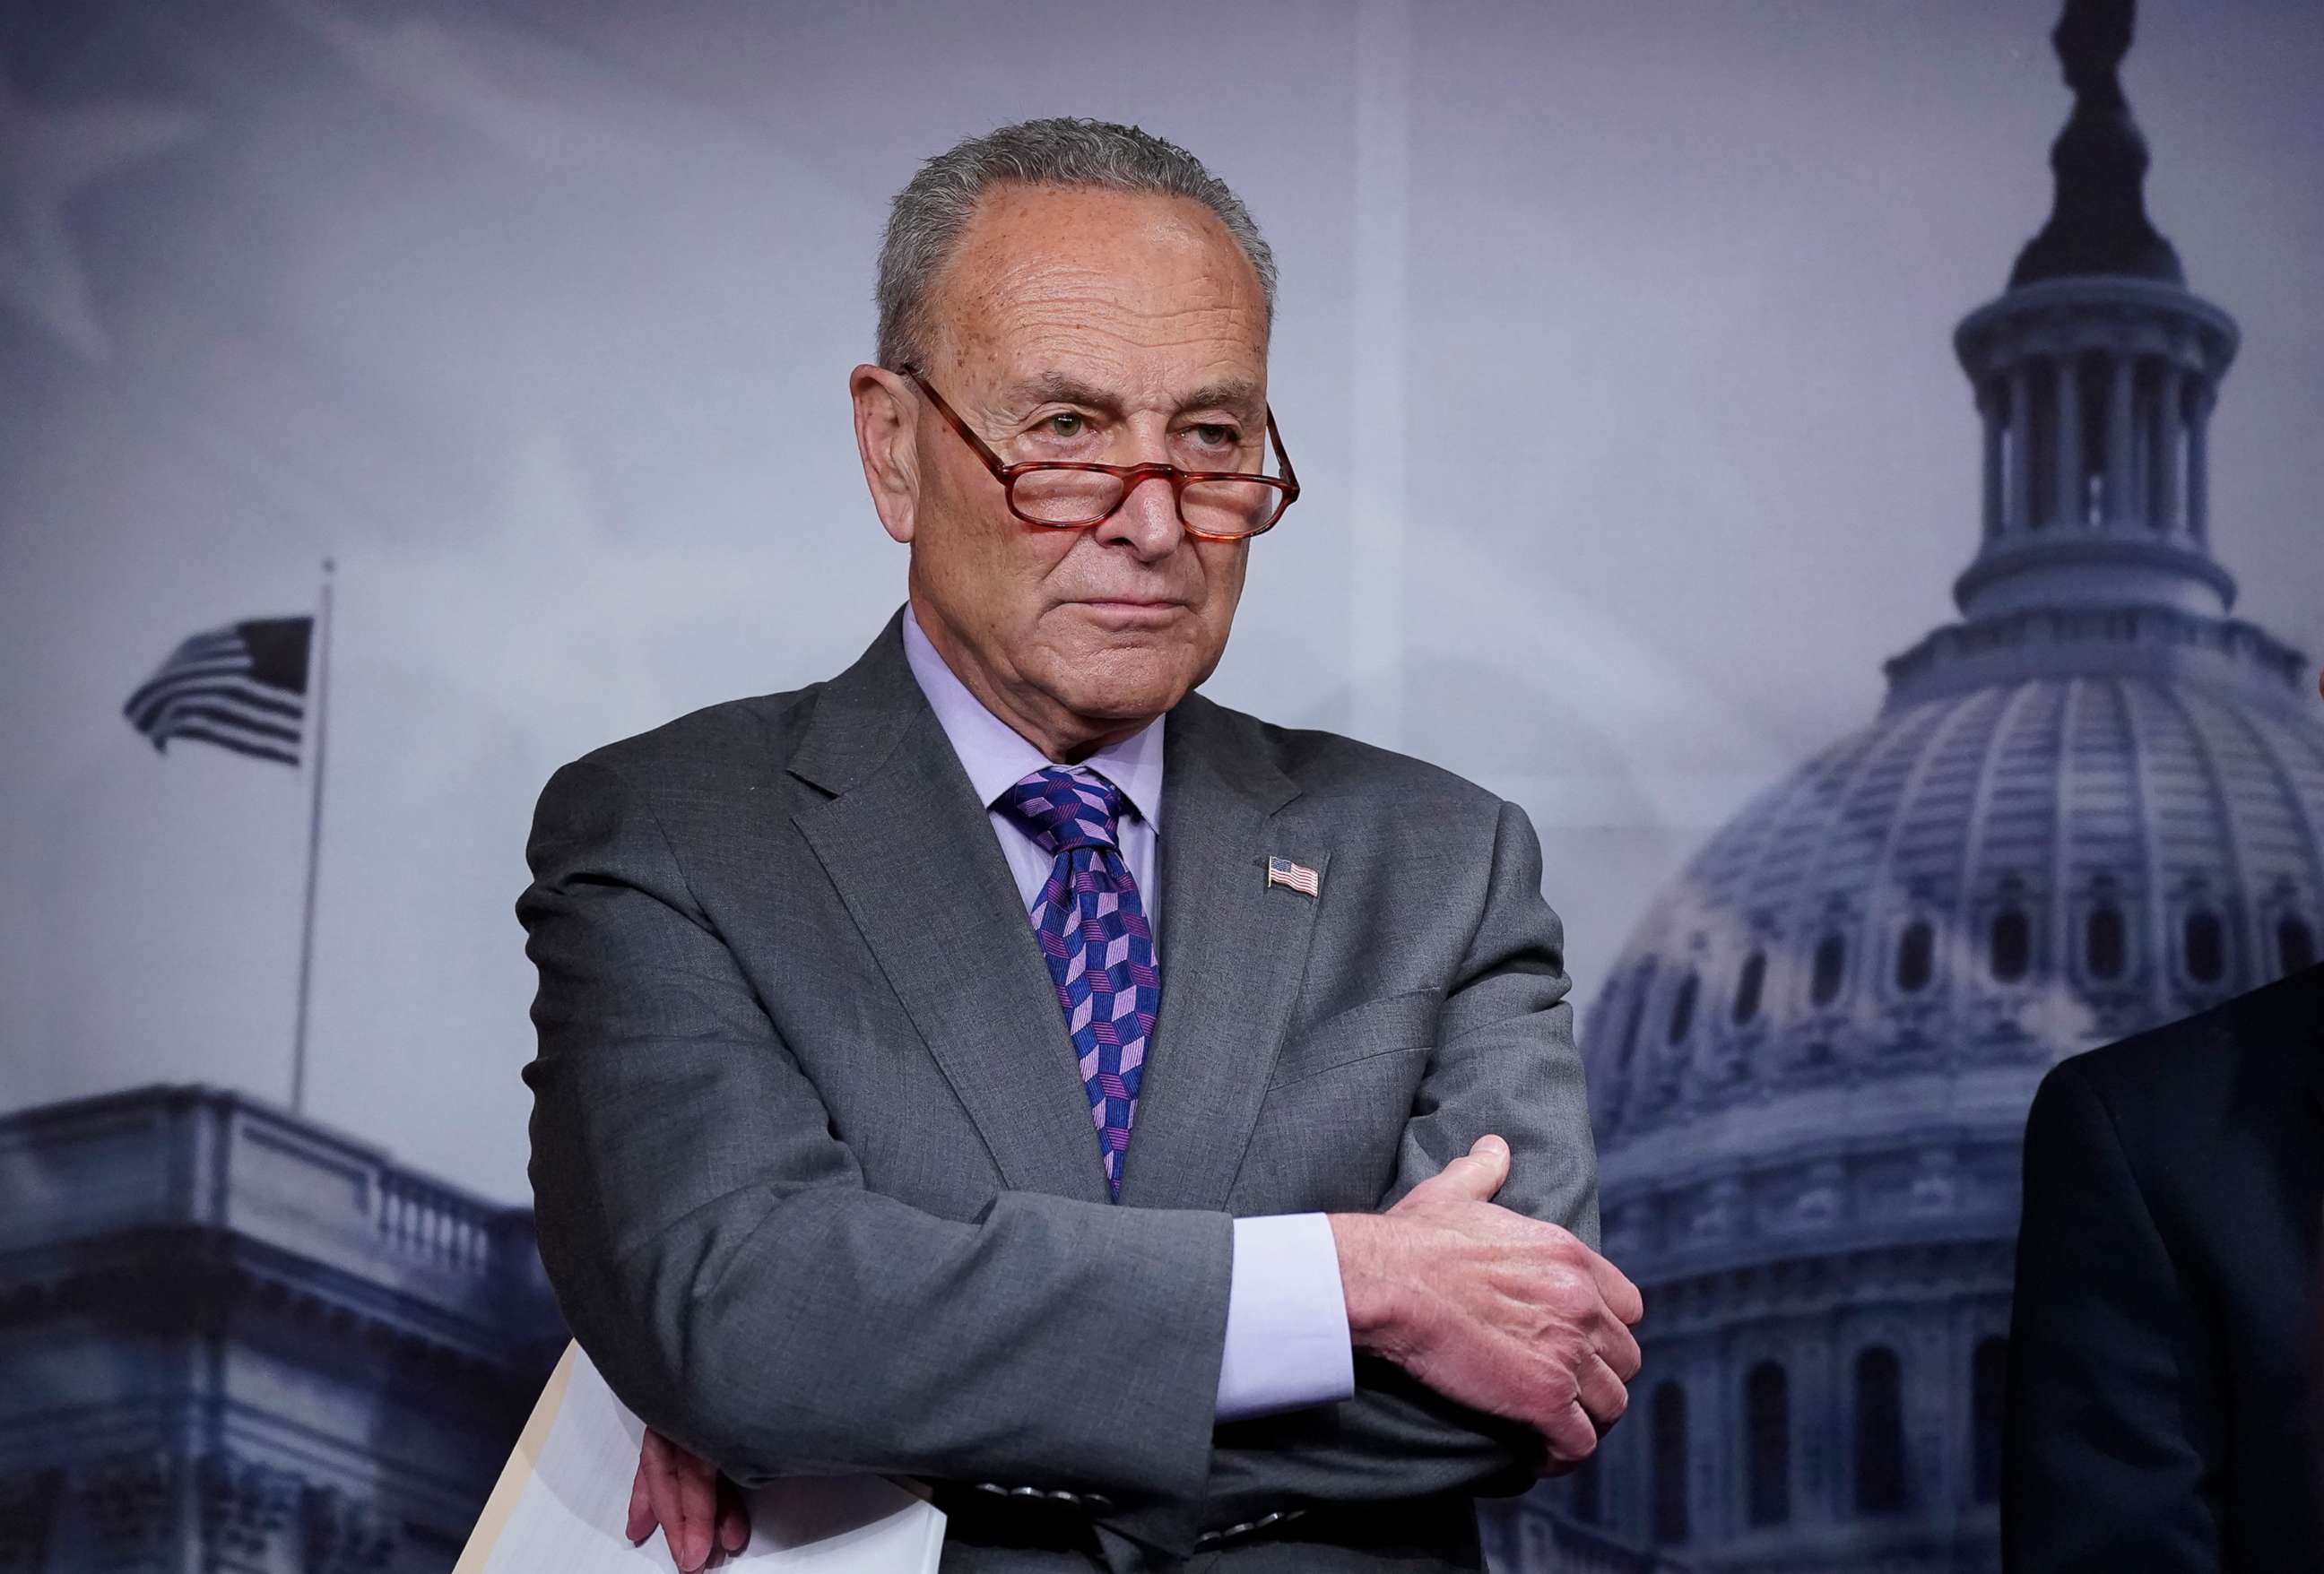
top-left (1115, 695), bottom-right (1328, 1212)
top-left (2311, 1025), bottom-right (2322, 1122)
top-left (2309, 976), bottom-right (2324, 1126)
top-left (789, 613), bottom-right (1111, 1205)
top-left (2290, 962), bottom-right (2324, 1121)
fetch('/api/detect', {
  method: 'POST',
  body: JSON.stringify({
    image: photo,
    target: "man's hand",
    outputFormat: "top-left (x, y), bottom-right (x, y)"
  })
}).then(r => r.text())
top-left (620, 1133), bottom-right (1636, 1550)
top-left (1329, 1135), bottom-right (1643, 1472)
top-left (627, 1426), bottom-right (749, 1572)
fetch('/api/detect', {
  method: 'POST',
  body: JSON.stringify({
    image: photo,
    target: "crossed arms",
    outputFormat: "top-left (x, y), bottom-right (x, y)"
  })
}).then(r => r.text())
top-left (519, 758), bottom-right (1632, 1558)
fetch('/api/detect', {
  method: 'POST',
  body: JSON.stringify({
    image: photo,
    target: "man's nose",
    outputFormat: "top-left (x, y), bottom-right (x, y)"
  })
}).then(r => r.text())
top-left (1093, 468), bottom-right (1185, 559)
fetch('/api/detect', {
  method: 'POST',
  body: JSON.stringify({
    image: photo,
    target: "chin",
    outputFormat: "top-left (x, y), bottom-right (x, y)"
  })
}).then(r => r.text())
top-left (1069, 683), bottom-right (1185, 723)
top-left (1055, 662), bottom-right (1195, 723)
top-left (1044, 623), bottom-right (1228, 721)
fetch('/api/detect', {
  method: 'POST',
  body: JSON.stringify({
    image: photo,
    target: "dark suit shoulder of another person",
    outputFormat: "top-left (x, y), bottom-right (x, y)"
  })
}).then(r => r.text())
top-left (2047, 962), bottom-right (2323, 1172)
top-left (2002, 962), bottom-right (2324, 1572)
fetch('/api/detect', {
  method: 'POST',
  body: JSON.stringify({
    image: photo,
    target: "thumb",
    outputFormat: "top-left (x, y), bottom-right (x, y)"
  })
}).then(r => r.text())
top-left (1430, 1135), bottom-right (1511, 1203)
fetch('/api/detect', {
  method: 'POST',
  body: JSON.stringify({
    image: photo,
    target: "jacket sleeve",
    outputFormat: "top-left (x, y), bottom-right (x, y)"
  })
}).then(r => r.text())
top-left (1197, 797), bottom-right (1592, 1521)
top-left (2000, 1058), bottom-right (2223, 1570)
top-left (517, 757), bottom-right (1235, 1509)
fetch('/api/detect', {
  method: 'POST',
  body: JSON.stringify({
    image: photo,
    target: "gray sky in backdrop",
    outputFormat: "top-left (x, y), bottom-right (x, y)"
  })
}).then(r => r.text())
top-left (3, 0), bottom-right (2319, 1202)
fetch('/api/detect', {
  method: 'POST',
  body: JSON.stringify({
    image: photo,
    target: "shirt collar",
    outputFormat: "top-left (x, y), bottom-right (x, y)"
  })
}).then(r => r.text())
top-left (901, 603), bottom-right (1166, 828)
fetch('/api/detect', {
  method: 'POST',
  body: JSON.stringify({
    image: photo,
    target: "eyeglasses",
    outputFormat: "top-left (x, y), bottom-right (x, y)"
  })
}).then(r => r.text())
top-left (901, 368), bottom-right (1299, 541)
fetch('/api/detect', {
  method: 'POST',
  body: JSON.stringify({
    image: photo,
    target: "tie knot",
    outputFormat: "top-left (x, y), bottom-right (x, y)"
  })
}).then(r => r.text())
top-left (999, 767), bottom-right (1125, 855)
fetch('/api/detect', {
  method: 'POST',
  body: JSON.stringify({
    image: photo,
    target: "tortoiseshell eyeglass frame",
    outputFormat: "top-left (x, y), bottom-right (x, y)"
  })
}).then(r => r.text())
top-left (899, 367), bottom-right (1300, 541)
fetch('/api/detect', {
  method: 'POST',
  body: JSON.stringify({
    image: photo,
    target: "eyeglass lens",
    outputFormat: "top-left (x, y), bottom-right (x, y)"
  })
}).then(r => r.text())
top-left (1010, 470), bottom-right (1282, 535)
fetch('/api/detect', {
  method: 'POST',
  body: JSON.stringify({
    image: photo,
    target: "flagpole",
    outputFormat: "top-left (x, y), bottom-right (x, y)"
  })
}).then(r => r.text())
top-left (290, 558), bottom-right (335, 1115)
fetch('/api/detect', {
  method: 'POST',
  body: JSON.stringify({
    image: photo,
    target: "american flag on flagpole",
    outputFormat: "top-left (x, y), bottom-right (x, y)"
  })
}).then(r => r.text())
top-left (123, 617), bottom-right (315, 767)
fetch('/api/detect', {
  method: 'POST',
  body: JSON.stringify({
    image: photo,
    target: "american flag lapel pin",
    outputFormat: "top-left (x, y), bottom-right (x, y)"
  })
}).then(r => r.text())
top-left (1266, 856), bottom-right (1322, 897)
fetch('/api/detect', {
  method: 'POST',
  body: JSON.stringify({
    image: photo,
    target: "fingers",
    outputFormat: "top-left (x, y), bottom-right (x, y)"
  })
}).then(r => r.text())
top-left (1539, 1397), bottom-right (1598, 1466)
top-left (1578, 1245), bottom-right (1645, 1383)
top-left (639, 1431), bottom-right (685, 1569)
top-left (1597, 1303), bottom-right (1643, 1384)
top-left (675, 1440), bottom-right (715, 1572)
top-left (715, 1474), bottom-right (750, 1556)
top-left (1588, 1250), bottom-right (1645, 1328)
top-left (1575, 1351), bottom-right (1629, 1433)
top-left (640, 1428), bottom-right (715, 1573)
top-left (627, 1451), bottom-right (653, 1545)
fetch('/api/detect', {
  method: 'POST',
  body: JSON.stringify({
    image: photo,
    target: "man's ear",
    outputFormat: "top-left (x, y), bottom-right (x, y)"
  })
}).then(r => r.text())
top-left (851, 365), bottom-right (920, 544)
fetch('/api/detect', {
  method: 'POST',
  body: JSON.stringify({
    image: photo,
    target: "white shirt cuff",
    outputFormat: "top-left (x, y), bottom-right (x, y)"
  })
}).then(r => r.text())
top-left (1214, 1212), bottom-right (1356, 1422)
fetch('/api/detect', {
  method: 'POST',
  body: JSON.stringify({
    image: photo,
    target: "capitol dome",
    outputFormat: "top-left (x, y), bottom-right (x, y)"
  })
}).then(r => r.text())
top-left (1592, 636), bottom-right (2324, 1167)
top-left (1550, 635), bottom-right (2324, 1569)
top-left (1506, 4), bottom-right (2324, 1570)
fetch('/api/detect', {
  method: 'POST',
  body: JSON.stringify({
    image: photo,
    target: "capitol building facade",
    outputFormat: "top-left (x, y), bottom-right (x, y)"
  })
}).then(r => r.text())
top-left (1491, 3), bottom-right (2324, 1570)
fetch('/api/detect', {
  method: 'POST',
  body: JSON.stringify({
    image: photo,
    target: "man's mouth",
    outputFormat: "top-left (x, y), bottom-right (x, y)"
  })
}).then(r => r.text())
top-left (1071, 598), bottom-right (1186, 623)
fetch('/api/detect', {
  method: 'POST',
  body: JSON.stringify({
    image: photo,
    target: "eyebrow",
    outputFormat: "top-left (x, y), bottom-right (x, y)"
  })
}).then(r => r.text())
top-left (1010, 372), bottom-right (1266, 420)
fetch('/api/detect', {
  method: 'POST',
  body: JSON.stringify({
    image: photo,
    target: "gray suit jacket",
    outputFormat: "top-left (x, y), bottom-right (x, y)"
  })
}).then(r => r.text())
top-left (518, 610), bottom-right (1600, 1572)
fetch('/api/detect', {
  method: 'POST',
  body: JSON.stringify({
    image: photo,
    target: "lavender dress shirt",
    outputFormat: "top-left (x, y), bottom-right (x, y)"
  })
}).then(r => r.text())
top-left (902, 606), bottom-right (1354, 1423)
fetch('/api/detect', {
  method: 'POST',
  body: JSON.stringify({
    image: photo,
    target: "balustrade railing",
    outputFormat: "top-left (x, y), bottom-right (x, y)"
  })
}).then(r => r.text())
top-left (375, 1171), bottom-right (499, 1275)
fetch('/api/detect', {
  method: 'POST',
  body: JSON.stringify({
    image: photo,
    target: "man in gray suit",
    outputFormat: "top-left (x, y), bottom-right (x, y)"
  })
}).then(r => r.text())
top-left (519, 117), bottom-right (1639, 1574)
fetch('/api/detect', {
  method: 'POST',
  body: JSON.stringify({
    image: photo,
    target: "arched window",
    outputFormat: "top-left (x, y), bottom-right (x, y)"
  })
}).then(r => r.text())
top-left (1990, 907), bottom-right (2031, 983)
top-left (1667, 971), bottom-right (1698, 1045)
top-left (1745, 1361), bottom-right (1791, 1526)
top-left (1972, 1336), bottom-right (2007, 1505)
top-left (2184, 908), bottom-right (2225, 984)
top-left (1652, 1381), bottom-right (1689, 1544)
top-left (1853, 1346), bottom-right (1905, 1514)
top-left (1809, 934), bottom-right (1846, 1007)
top-left (2086, 903), bottom-right (2126, 981)
top-left (1894, 920), bottom-right (1933, 994)
top-left (1617, 965), bottom-right (1653, 1071)
top-left (2279, 915), bottom-right (2317, 976)
top-left (1732, 950), bottom-right (1766, 1025)
top-left (1569, 1453), bottom-right (1601, 1525)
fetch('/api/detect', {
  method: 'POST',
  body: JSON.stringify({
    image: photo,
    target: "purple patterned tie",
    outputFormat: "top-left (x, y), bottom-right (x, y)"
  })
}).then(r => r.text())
top-left (997, 766), bottom-right (1160, 1202)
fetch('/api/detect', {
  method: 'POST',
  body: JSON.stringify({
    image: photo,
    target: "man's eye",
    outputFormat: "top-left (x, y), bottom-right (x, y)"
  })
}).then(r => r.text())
top-left (1043, 412), bottom-right (1087, 438)
top-left (1189, 424), bottom-right (1239, 448)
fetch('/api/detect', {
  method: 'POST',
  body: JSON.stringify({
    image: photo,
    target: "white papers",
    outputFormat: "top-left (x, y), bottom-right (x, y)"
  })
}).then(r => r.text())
top-left (456, 1342), bottom-right (946, 1573)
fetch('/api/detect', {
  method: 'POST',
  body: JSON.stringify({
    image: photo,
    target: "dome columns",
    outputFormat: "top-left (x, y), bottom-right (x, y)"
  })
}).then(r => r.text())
top-left (1987, 347), bottom-right (2206, 543)
top-left (2138, 358), bottom-right (2175, 537)
top-left (2104, 350), bottom-right (2137, 528)
top-left (1952, 278), bottom-right (2237, 619)
top-left (1978, 385), bottom-right (2005, 539)
top-left (2185, 376), bottom-right (2215, 541)
top-left (2049, 351), bottom-right (2083, 530)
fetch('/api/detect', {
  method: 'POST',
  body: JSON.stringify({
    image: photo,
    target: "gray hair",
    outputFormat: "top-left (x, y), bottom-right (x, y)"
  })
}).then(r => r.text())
top-left (875, 117), bottom-right (1277, 371)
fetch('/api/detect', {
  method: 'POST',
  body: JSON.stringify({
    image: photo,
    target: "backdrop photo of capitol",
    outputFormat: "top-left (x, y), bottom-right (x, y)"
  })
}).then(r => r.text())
top-left (1491, 3), bottom-right (2324, 1570)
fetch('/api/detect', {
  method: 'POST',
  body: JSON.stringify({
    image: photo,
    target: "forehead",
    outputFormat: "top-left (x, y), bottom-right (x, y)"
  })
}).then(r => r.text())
top-left (931, 185), bottom-right (1269, 397)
